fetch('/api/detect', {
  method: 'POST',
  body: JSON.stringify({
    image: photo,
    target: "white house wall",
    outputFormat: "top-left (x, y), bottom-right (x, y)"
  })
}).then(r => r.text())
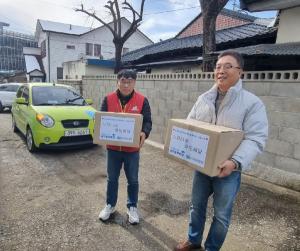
top-left (38, 31), bottom-right (49, 82)
top-left (119, 20), bottom-right (153, 52)
top-left (37, 19), bottom-right (153, 82)
top-left (63, 60), bottom-right (86, 80)
top-left (86, 65), bottom-right (114, 76)
top-left (276, 6), bottom-right (300, 43)
top-left (80, 20), bottom-right (152, 59)
top-left (63, 60), bottom-right (114, 79)
top-left (48, 33), bottom-right (81, 82)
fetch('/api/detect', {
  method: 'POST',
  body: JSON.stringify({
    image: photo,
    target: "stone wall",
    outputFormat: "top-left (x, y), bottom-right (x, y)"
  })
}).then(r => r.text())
top-left (59, 70), bottom-right (300, 191)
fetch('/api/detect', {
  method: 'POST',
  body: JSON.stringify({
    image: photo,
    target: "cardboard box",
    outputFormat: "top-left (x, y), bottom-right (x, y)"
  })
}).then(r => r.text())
top-left (164, 119), bottom-right (244, 177)
top-left (93, 111), bottom-right (143, 147)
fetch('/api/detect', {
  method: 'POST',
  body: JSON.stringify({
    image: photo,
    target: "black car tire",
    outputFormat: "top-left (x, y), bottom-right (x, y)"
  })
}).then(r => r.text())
top-left (0, 102), bottom-right (3, 113)
top-left (26, 128), bottom-right (38, 152)
top-left (12, 115), bottom-right (18, 132)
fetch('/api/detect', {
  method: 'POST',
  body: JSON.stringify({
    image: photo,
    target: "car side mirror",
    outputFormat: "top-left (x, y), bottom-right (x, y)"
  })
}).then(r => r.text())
top-left (16, 97), bottom-right (28, 105)
top-left (85, 98), bottom-right (93, 105)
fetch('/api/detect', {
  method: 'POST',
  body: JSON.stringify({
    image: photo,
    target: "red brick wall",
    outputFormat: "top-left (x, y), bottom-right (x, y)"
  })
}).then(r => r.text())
top-left (178, 14), bottom-right (251, 38)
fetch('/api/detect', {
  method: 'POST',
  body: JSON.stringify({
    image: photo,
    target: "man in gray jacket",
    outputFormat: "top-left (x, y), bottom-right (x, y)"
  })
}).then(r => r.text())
top-left (174, 51), bottom-right (268, 251)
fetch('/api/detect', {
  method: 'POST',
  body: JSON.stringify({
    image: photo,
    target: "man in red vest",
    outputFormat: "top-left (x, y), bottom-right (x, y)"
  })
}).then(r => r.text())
top-left (98, 69), bottom-right (152, 224)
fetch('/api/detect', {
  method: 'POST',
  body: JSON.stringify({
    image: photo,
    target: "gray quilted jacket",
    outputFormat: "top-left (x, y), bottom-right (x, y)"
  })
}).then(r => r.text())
top-left (187, 79), bottom-right (268, 170)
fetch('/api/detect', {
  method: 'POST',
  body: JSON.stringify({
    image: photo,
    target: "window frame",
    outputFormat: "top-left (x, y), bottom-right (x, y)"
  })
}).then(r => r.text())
top-left (94, 44), bottom-right (101, 57)
top-left (66, 45), bottom-right (75, 50)
top-left (85, 43), bottom-right (93, 56)
top-left (41, 40), bottom-right (46, 58)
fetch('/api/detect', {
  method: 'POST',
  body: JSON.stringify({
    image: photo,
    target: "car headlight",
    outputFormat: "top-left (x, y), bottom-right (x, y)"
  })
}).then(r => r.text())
top-left (36, 113), bottom-right (55, 128)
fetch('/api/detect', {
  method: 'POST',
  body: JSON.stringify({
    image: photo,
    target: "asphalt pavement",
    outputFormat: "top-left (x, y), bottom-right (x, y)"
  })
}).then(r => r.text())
top-left (0, 112), bottom-right (299, 251)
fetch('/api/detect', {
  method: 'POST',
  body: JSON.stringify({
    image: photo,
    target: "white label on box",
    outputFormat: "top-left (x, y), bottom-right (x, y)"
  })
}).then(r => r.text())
top-left (99, 116), bottom-right (135, 143)
top-left (169, 126), bottom-right (209, 168)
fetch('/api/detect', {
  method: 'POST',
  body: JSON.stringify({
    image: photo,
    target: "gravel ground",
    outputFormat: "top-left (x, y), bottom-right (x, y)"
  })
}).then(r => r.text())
top-left (0, 112), bottom-right (299, 251)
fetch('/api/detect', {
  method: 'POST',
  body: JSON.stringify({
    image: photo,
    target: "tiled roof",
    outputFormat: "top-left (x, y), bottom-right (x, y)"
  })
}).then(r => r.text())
top-left (221, 8), bottom-right (256, 22)
top-left (176, 8), bottom-right (257, 38)
top-left (214, 42), bottom-right (300, 56)
top-left (122, 23), bottom-right (276, 63)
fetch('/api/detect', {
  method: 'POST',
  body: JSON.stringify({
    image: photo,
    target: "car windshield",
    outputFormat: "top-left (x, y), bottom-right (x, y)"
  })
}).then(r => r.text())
top-left (32, 86), bottom-right (87, 106)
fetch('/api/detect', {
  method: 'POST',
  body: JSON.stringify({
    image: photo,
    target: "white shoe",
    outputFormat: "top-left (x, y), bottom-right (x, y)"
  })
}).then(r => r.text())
top-left (99, 204), bottom-right (115, 221)
top-left (127, 207), bottom-right (139, 224)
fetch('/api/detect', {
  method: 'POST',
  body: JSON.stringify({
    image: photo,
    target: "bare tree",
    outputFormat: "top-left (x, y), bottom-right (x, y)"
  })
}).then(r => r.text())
top-left (76, 0), bottom-right (146, 73)
top-left (199, 0), bottom-right (228, 71)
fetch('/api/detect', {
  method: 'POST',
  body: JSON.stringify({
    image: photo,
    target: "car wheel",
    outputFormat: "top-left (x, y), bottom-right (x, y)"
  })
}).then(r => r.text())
top-left (12, 115), bottom-right (18, 132)
top-left (0, 102), bottom-right (3, 113)
top-left (26, 128), bottom-right (37, 152)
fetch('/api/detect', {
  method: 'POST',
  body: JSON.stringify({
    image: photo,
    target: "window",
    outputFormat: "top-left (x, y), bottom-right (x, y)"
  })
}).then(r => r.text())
top-left (16, 86), bottom-right (24, 98)
top-left (22, 88), bottom-right (29, 102)
top-left (86, 43), bottom-right (93, 56)
top-left (122, 47), bottom-right (129, 55)
top-left (57, 67), bottom-right (63, 80)
top-left (0, 84), bottom-right (20, 92)
top-left (66, 45), bottom-right (75, 49)
top-left (0, 85), bottom-right (8, 91)
top-left (31, 77), bottom-right (43, 82)
top-left (6, 85), bottom-right (20, 92)
top-left (94, 44), bottom-right (101, 57)
top-left (41, 40), bottom-right (46, 58)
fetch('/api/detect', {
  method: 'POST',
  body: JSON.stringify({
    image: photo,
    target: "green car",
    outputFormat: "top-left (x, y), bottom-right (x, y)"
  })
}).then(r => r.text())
top-left (11, 83), bottom-right (97, 152)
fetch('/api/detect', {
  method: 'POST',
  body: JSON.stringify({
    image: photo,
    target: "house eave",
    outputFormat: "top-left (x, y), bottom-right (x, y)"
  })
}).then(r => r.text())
top-left (124, 57), bottom-right (203, 68)
top-left (240, 0), bottom-right (300, 11)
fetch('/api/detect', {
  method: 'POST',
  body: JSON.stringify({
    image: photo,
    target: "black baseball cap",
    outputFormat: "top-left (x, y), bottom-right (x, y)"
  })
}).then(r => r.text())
top-left (117, 69), bottom-right (137, 80)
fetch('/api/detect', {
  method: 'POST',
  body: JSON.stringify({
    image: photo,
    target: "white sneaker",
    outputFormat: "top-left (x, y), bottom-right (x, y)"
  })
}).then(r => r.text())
top-left (99, 204), bottom-right (115, 221)
top-left (127, 207), bottom-right (139, 224)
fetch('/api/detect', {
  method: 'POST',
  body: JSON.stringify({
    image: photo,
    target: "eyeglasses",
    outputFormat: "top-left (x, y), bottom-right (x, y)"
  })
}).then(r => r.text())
top-left (214, 63), bottom-right (241, 71)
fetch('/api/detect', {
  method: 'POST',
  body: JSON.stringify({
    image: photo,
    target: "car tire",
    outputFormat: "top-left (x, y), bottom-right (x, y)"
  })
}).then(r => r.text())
top-left (12, 115), bottom-right (18, 132)
top-left (0, 102), bottom-right (3, 113)
top-left (26, 128), bottom-right (37, 152)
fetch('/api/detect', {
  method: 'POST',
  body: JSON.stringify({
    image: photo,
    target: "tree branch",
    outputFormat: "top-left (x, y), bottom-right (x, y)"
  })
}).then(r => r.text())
top-left (105, 1), bottom-right (117, 33)
top-left (114, 0), bottom-right (122, 37)
top-left (75, 4), bottom-right (116, 36)
top-left (75, 0), bottom-right (147, 73)
top-left (122, 0), bottom-right (146, 42)
top-left (123, 1), bottom-right (139, 21)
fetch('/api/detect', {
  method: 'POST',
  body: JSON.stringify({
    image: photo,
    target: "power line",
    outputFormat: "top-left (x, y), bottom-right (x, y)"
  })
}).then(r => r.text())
top-left (31, 0), bottom-right (202, 17)
top-left (1, 1), bottom-right (203, 36)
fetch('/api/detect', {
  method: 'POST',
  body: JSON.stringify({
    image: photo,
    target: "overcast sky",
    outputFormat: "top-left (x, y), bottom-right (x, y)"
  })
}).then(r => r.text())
top-left (0, 0), bottom-right (276, 42)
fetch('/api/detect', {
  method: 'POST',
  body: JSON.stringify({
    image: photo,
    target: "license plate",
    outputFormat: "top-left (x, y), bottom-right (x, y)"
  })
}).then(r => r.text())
top-left (64, 128), bottom-right (90, 137)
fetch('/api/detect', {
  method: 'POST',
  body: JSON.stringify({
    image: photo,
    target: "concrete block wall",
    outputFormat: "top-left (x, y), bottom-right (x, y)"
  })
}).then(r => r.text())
top-left (59, 70), bottom-right (300, 191)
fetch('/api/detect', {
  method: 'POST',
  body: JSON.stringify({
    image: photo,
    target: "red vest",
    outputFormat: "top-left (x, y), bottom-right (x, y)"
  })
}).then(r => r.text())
top-left (106, 91), bottom-right (145, 152)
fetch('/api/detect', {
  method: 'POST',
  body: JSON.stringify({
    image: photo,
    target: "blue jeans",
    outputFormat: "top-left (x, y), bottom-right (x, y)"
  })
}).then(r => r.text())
top-left (106, 149), bottom-right (140, 209)
top-left (188, 171), bottom-right (241, 251)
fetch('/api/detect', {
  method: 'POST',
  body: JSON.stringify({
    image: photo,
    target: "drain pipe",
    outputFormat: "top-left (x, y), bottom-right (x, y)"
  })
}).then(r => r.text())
top-left (47, 32), bottom-right (50, 82)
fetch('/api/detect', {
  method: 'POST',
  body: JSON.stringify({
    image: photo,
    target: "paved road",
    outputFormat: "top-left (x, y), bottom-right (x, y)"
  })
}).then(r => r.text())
top-left (0, 112), bottom-right (299, 250)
